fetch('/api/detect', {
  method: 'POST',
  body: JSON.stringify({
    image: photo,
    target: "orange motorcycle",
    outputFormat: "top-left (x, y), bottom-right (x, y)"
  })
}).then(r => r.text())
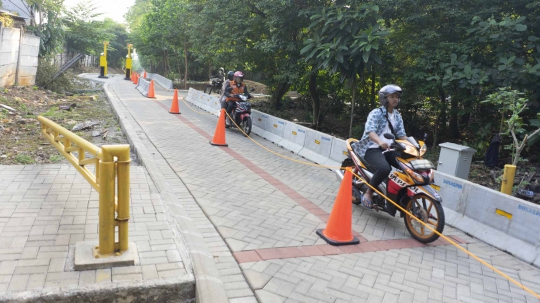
top-left (337, 134), bottom-right (445, 243)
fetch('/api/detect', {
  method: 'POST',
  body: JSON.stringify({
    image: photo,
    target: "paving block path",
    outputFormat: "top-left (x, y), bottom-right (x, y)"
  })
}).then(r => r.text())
top-left (0, 164), bottom-right (193, 301)
top-left (89, 75), bottom-right (540, 302)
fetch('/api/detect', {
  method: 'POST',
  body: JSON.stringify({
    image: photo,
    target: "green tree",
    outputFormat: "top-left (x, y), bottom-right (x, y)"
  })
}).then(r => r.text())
top-left (25, 0), bottom-right (66, 57)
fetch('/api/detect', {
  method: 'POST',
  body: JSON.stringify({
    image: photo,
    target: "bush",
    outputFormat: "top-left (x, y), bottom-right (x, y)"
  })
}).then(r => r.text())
top-left (36, 58), bottom-right (74, 93)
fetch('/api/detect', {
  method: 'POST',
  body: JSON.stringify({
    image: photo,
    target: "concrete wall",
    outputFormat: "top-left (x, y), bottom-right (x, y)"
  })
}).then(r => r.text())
top-left (185, 87), bottom-right (540, 267)
top-left (0, 27), bottom-right (20, 87)
top-left (0, 26), bottom-right (40, 87)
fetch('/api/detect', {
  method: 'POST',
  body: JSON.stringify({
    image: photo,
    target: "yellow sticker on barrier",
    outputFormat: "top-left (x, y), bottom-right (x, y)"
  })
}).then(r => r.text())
top-left (315, 140), bottom-right (320, 145)
top-left (495, 209), bottom-right (512, 220)
top-left (292, 131), bottom-right (297, 136)
top-left (273, 124), bottom-right (278, 128)
top-left (343, 151), bottom-right (349, 156)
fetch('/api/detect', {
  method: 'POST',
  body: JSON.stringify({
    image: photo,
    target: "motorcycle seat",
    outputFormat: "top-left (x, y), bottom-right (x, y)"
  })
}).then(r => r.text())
top-left (358, 155), bottom-right (377, 173)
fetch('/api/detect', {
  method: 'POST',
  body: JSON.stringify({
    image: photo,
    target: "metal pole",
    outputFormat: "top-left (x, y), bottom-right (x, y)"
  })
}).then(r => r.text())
top-left (500, 164), bottom-right (516, 195)
top-left (125, 44), bottom-right (133, 80)
top-left (97, 147), bottom-right (116, 256)
top-left (115, 146), bottom-right (131, 253)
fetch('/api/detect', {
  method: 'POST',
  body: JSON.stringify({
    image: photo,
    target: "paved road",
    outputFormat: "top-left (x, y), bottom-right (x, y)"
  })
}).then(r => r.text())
top-left (76, 75), bottom-right (540, 302)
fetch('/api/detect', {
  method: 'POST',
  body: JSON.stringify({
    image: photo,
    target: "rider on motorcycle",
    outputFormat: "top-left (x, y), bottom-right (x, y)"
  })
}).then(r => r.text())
top-left (213, 67), bottom-right (225, 82)
top-left (220, 71), bottom-right (235, 108)
top-left (224, 71), bottom-right (252, 124)
top-left (352, 84), bottom-right (408, 208)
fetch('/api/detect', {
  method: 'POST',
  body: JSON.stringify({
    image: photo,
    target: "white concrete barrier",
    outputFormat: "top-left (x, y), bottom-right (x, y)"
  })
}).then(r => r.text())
top-left (298, 129), bottom-right (333, 164)
top-left (324, 138), bottom-right (348, 168)
top-left (251, 110), bottom-right (270, 137)
top-left (278, 123), bottom-right (307, 154)
top-left (435, 170), bottom-right (540, 266)
top-left (135, 77), bottom-right (150, 97)
top-left (262, 115), bottom-right (287, 143)
top-left (148, 73), bottom-right (173, 90)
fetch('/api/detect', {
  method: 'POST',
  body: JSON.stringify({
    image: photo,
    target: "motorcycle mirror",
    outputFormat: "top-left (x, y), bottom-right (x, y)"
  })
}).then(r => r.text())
top-left (383, 133), bottom-right (395, 140)
top-left (250, 88), bottom-right (255, 92)
top-left (423, 132), bottom-right (428, 141)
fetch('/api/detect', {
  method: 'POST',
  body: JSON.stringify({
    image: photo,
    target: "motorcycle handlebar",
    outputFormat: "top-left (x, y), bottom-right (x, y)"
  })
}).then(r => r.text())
top-left (382, 149), bottom-right (395, 154)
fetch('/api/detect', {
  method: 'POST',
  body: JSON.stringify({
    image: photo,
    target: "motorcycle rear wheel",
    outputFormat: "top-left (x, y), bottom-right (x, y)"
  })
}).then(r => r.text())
top-left (404, 194), bottom-right (445, 243)
top-left (204, 85), bottom-right (212, 94)
top-left (242, 117), bottom-right (252, 136)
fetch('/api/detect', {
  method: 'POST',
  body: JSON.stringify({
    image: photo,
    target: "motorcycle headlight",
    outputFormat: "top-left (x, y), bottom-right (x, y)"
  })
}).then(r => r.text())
top-left (420, 143), bottom-right (427, 156)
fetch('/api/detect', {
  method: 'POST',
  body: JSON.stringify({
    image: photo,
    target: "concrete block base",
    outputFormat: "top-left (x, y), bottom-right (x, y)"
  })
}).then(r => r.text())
top-left (74, 241), bottom-right (137, 271)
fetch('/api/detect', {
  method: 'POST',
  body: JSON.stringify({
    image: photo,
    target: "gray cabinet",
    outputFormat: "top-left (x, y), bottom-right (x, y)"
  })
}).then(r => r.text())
top-left (437, 143), bottom-right (476, 180)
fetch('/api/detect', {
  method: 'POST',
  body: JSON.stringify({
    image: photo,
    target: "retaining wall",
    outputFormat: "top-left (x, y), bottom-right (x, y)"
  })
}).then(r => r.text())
top-left (0, 27), bottom-right (40, 87)
top-left (185, 88), bottom-right (540, 266)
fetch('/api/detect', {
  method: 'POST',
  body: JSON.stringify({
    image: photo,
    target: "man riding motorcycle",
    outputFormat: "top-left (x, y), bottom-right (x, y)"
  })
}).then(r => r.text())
top-left (220, 71), bottom-right (235, 108)
top-left (223, 71), bottom-right (252, 126)
top-left (351, 84), bottom-right (408, 208)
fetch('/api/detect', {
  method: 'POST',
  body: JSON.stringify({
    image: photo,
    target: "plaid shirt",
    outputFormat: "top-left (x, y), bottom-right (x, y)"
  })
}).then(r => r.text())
top-left (352, 106), bottom-right (406, 157)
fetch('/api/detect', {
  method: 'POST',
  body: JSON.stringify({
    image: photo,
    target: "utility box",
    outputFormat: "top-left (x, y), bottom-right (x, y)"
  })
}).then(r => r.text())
top-left (437, 143), bottom-right (477, 180)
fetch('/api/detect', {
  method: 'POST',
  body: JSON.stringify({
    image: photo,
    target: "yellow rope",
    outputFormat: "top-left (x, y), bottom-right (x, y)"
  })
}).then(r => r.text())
top-left (181, 97), bottom-right (215, 115)
top-left (181, 96), bottom-right (540, 299)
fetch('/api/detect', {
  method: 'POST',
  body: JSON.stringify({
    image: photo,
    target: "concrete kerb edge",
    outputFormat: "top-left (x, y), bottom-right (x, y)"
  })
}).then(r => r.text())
top-left (102, 82), bottom-right (229, 303)
top-left (0, 276), bottom-right (195, 303)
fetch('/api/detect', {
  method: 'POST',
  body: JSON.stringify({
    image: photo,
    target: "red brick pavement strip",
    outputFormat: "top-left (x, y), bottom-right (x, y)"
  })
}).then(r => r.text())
top-left (153, 101), bottom-right (468, 262)
top-left (232, 237), bottom-right (464, 263)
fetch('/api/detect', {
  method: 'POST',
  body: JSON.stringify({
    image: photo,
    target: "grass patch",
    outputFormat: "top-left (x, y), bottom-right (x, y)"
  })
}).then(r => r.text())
top-left (49, 154), bottom-right (63, 163)
top-left (15, 154), bottom-right (34, 164)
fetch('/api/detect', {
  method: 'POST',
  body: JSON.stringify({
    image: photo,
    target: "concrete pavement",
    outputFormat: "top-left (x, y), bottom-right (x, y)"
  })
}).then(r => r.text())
top-left (4, 73), bottom-right (537, 303)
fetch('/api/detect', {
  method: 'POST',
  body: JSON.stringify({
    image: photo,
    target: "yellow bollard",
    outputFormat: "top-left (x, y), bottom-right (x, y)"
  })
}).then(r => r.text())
top-left (500, 164), bottom-right (516, 195)
top-left (95, 145), bottom-right (131, 257)
top-left (98, 41), bottom-right (109, 79)
top-left (125, 44), bottom-right (133, 81)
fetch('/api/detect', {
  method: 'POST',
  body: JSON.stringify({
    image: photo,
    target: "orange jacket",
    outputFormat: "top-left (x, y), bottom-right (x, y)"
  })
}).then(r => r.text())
top-left (225, 81), bottom-right (246, 102)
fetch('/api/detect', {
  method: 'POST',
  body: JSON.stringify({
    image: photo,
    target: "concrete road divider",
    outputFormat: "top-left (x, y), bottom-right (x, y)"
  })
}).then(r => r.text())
top-left (324, 138), bottom-right (348, 168)
top-left (136, 77), bottom-right (151, 97)
top-left (278, 123), bottom-right (307, 154)
top-left (298, 129), bottom-right (333, 164)
top-left (263, 115), bottom-right (287, 143)
top-left (148, 73), bottom-right (173, 90)
top-left (251, 110), bottom-right (270, 137)
top-left (435, 170), bottom-right (540, 266)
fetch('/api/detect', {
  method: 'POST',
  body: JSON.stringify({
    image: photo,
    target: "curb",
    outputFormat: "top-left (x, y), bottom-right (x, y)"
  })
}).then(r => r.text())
top-left (0, 276), bottom-right (194, 303)
top-left (102, 81), bottom-right (229, 303)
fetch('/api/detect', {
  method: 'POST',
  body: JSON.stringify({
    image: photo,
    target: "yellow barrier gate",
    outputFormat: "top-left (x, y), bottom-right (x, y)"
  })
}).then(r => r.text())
top-left (38, 116), bottom-right (131, 258)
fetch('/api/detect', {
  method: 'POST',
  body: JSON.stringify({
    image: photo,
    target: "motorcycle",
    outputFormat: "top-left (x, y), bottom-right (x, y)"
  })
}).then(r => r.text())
top-left (204, 77), bottom-right (224, 95)
top-left (337, 134), bottom-right (445, 243)
top-left (225, 94), bottom-right (252, 136)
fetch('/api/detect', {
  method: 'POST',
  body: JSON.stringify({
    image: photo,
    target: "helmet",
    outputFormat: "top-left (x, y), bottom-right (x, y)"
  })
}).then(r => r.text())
top-left (378, 84), bottom-right (402, 106)
top-left (234, 71), bottom-right (244, 83)
top-left (227, 71), bottom-right (234, 81)
top-left (219, 67), bottom-right (224, 72)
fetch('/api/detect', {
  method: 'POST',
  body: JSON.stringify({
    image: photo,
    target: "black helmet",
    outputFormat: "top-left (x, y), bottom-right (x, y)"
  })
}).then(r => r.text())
top-left (227, 71), bottom-right (234, 81)
top-left (378, 84), bottom-right (402, 106)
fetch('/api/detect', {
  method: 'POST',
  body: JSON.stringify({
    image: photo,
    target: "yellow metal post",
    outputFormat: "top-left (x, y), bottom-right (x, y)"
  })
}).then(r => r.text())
top-left (99, 41), bottom-right (109, 79)
top-left (500, 164), bottom-right (516, 195)
top-left (97, 147), bottom-right (116, 256)
top-left (125, 44), bottom-right (133, 80)
top-left (113, 146), bottom-right (131, 253)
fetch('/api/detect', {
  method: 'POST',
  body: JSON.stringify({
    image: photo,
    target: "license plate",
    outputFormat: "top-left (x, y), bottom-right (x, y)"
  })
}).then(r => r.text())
top-left (430, 184), bottom-right (440, 191)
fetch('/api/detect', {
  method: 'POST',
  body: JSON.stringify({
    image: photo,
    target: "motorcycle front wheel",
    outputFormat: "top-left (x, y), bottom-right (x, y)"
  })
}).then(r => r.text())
top-left (242, 117), bottom-right (252, 136)
top-left (204, 85), bottom-right (212, 94)
top-left (404, 194), bottom-right (445, 243)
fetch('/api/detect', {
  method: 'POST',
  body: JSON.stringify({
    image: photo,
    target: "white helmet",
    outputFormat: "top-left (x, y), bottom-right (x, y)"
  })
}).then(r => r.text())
top-left (378, 84), bottom-right (402, 106)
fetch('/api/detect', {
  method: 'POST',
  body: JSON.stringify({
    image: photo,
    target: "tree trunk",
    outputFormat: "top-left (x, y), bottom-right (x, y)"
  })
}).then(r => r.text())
top-left (184, 41), bottom-right (188, 89)
top-left (208, 64), bottom-right (212, 79)
top-left (348, 76), bottom-right (357, 138)
top-left (370, 65), bottom-right (376, 109)
top-left (449, 94), bottom-right (459, 139)
top-left (308, 70), bottom-right (321, 129)
top-left (270, 82), bottom-right (290, 109)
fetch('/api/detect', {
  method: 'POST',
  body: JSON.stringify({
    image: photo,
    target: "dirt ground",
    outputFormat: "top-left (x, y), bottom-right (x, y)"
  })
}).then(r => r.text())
top-left (0, 71), bottom-right (135, 166)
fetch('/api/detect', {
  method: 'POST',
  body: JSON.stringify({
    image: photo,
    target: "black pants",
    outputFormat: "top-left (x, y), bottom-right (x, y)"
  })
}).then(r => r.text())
top-left (226, 101), bottom-right (236, 120)
top-left (364, 148), bottom-right (400, 190)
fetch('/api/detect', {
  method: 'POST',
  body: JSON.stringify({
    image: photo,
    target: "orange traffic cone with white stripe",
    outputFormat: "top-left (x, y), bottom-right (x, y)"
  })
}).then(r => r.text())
top-left (147, 80), bottom-right (155, 98)
top-left (209, 109), bottom-right (228, 146)
top-left (169, 89), bottom-right (181, 114)
top-left (143, 71), bottom-right (147, 79)
top-left (316, 168), bottom-right (359, 246)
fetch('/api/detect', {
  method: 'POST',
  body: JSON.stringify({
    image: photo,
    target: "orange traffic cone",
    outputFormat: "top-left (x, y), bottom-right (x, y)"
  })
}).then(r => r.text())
top-left (209, 109), bottom-right (228, 146)
top-left (169, 89), bottom-right (181, 114)
top-left (135, 75), bottom-right (139, 85)
top-left (143, 71), bottom-right (147, 79)
top-left (316, 168), bottom-right (360, 246)
top-left (147, 80), bottom-right (155, 98)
